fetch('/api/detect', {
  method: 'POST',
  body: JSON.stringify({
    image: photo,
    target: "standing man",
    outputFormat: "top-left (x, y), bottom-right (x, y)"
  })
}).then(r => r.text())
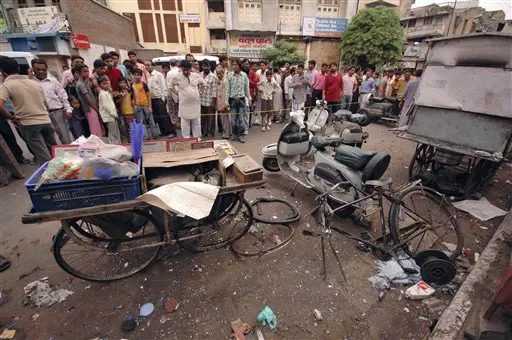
top-left (216, 55), bottom-right (229, 74)
top-left (199, 60), bottom-right (218, 137)
top-left (342, 66), bottom-right (357, 110)
top-left (102, 53), bottom-right (123, 92)
top-left (61, 55), bottom-right (85, 89)
top-left (128, 51), bottom-right (149, 83)
top-left (324, 63), bottom-right (343, 113)
top-left (258, 70), bottom-right (280, 132)
top-left (290, 63), bottom-right (310, 111)
top-left (311, 63), bottom-right (328, 105)
top-left (283, 67), bottom-right (295, 121)
top-left (385, 69), bottom-right (396, 97)
top-left (166, 59), bottom-right (180, 127)
top-left (109, 51), bottom-right (128, 78)
top-left (306, 60), bottom-right (318, 110)
top-left (0, 57), bottom-right (57, 164)
top-left (398, 69), bottom-right (422, 127)
top-left (31, 59), bottom-right (72, 145)
top-left (171, 60), bottom-right (204, 139)
top-left (393, 71), bottom-right (411, 104)
top-left (359, 69), bottom-right (374, 109)
top-left (226, 59), bottom-right (250, 143)
top-left (216, 68), bottom-right (230, 139)
top-left (75, 64), bottom-right (104, 137)
top-left (145, 60), bottom-right (176, 138)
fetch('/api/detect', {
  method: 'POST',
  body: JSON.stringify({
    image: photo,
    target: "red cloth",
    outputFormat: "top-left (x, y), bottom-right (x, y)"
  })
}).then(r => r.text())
top-left (105, 68), bottom-right (123, 92)
top-left (324, 73), bottom-right (343, 102)
top-left (249, 70), bottom-right (260, 100)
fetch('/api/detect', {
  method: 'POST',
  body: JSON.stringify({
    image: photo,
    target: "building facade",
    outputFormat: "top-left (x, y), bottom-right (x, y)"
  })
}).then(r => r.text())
top-left (106, 0), bottom-right (207, 55)
top-left (0, 0), bottom-right (138, 75)
top-left (400, 3), bottom-right (507, 69)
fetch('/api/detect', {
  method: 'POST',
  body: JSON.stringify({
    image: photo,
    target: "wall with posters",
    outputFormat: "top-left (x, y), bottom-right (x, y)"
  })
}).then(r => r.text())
top-left (227, 33), bottom-right (274, 59)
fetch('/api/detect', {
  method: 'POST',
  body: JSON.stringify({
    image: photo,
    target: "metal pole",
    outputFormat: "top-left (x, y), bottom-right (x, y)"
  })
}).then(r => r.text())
top-left (447, 0), bottom-right (458, 36)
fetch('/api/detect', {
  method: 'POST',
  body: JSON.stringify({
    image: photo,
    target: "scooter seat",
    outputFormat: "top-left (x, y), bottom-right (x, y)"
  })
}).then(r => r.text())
top-left (334, 145), bottom-right (377, 170)
top-left (311, 136), bottom-right (343, 150)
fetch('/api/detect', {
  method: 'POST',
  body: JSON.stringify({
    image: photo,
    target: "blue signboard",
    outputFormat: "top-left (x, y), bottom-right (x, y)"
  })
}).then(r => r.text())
top-left (303, 17), bottom-right (349, 37)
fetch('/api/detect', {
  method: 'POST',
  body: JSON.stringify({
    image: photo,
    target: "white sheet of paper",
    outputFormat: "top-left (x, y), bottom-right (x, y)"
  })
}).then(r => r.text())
top-left (453, 197), bottom-right (507, 221)
top-left (139, 182), bottom-right (220, 220)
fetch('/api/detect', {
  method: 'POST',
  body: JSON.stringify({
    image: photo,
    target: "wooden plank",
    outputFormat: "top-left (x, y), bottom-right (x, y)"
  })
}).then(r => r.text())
top-left (232, 154), bottom-right (261, 173)
top-left (142, 148), bottom-right (219, 168)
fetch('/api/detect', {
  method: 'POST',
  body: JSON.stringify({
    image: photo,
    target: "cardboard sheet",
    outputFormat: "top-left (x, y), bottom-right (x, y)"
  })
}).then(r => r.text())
top-left (142, 148), bottom-right (219, 168)
top-left (138, 182), bottom-right (220, 220)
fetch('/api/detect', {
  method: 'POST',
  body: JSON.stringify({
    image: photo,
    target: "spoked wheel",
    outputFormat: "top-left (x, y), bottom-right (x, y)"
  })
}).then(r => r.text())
top-left (409, 144), bottom-right (434, 181)
top-left (389, 186), bottom-right (463, 261)
top-left (175, 194), bottom-right (253, 252)
top-left (53, 211), bottom-right (164, 282)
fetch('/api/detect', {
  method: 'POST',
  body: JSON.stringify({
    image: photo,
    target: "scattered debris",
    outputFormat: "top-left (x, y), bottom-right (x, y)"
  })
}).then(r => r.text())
top-left (140, 303), bottom-right (154, 317)
top-left (159, 316), bottom-right (167, 324)
top-left (378, 291), bottom-right (385, 302)
top-left (479, 226), bottom-right (488, 230)
top-left (422, 297), bottom-right (448, 314)
top-left (403, 307), bottom-right (410, 313)
top-left (31, 313), bottom-right (40, 321)
top-left (453, 198), bottom-right (507, 221)
top-left (255, 328), bottom-right (265, 340)
top-left (6, 323), bottom-right (14, 330)
top-left (18, 266), bottom-right (40, 280)
top-left (441, 242), bottom-right (457, 252)
top-left (405, 281), bottom-right (435, 300)
top-left (84, 285), bottom-right (91, 290)
top-left (23, 278), bottom-right (74, 307)
top-left (368, 257), bottom-right (421, 290)
top-left (0, 329), bottom-right (15, 339)
top-left (230, 318), bottom-right (250, 340)
top-left (165, 298), bottom-right (179, 313)
top-left (121, 318), bottom-right (137, 333)
top-left (0, 292), bottom-right (9, 306)
top-left (257, 306), bottom-right (277, 331)
top-left (313, 309), bottom-right (323, 321)
top-left (474, 252), bottom-right (480, 263)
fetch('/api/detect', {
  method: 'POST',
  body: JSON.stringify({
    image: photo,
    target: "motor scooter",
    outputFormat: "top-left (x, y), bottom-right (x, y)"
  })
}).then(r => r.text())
top-left (357, 96), bottom-right (401, 125)
top-left (261, 110), bottom-right (391, 215)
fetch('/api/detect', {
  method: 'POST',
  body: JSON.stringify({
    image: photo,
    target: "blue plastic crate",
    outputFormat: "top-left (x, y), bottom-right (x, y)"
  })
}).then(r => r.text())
top-left (25, 162), bottom-right (142, 212)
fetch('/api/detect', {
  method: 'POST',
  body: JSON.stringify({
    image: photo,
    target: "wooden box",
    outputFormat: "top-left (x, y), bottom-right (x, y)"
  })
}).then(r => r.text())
top-left (232, 154), bottom-right (263, 184)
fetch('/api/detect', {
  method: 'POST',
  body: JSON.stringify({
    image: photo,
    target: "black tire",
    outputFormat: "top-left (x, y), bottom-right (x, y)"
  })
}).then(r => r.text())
top-left (355, 108), bottom-right (372, 127)
top-left (362, 152), bottom-right (391, 183)
top-left (176, 195), bottom-right (253, 252)
top-left (262, 157), bottom-right (280, 172)
top-left (409, 144), bottom-right (434, 181)
top-left (53, 211), bottom-right (164, 282)
top-left (388, 187), bottom-right (463, 261)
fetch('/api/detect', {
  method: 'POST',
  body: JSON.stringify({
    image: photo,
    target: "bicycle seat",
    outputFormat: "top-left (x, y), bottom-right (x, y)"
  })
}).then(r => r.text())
top-left (311, 136), bottom-right (343, 150)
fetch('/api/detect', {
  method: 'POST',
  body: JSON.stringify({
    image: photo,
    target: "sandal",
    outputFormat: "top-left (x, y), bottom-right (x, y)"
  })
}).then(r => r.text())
top-left (0, 255), bottom-right (11, 272)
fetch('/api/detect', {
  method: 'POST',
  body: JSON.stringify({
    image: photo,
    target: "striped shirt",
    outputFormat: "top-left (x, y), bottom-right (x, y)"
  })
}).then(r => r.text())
top-left (225, 71), bottom-right (249, 104)
top-left (200, 71), bottom-right (218, 106)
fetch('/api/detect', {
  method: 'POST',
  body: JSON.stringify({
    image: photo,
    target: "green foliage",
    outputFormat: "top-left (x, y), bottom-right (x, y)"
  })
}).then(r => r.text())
top-left (261, 41), bottom-right (305, 67)
top-left (341, 7), bottom-right (404, 69)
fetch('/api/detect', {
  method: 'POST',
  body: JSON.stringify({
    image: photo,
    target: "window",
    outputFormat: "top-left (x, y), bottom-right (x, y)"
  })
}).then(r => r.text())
top-left (34, 0), bottom-right (46, 7)
top-left (423, 16), bottom-right (433, 25)
top-left (208, 0), bottom-right (225, 12)
top-left (279, 0), bottom-right (301, 24)
top-left (408, 19), bottom-right (416, 27)
top-left (17, 0), bottom-right (27, 8)
top-left (317, 0), bottom-right (338, 18)
top-left (52, 0), bottom-right (61, 5)
top-left (210, 29), bottom-right (226, 40)
top-left (238, 0), bottom-right (262, 24)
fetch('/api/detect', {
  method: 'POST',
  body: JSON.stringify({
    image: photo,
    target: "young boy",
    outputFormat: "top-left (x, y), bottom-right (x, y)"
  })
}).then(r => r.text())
top-left (98, 76), bottom-right (121, 144)
top-left (117, 77), bottom-right (136, 140)
top-left (75, 64), bottom-right (104, 137)
top-left (131, 68), bottom-right (158, 139)
top-left (91, 59), bottom-right (110, 95)
top-left (258, 70), bottom-right (280, 131)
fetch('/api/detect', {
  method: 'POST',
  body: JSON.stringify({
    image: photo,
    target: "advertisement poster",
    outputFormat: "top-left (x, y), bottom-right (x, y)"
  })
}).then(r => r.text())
top-left (228, 34), bottom-right (274, 58)
top-left (17, 6), bottom-right (59, 30)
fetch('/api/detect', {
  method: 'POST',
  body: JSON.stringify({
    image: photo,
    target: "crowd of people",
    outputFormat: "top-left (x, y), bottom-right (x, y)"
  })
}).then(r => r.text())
top-left (0, 52), bottom-right (420, 185)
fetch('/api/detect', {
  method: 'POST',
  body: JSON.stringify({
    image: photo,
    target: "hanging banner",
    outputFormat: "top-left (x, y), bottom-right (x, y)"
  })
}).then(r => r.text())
top-left (228, 34), bottom-right (274, 59)
top-left (70, 34), bottom-right (91, 49)
top-left (303, 17), bottom-right (348, 38)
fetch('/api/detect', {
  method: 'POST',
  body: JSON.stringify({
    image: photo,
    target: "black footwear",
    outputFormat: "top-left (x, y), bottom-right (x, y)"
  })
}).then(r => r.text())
top-left (238, 136), bottom-right (246, 143)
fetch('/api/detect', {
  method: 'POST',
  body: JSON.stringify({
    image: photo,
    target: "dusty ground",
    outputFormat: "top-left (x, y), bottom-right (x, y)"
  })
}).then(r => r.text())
top-left (0, 123), bottom-right (511, 339)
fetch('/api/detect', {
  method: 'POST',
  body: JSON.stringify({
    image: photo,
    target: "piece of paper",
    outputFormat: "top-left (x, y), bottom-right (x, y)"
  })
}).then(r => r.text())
top-left (222, 156), bottom-right (234, 169)
top-left (453, 197), bottom-right (508, 221)
top-left (139, 182), bottom-right (220, 220)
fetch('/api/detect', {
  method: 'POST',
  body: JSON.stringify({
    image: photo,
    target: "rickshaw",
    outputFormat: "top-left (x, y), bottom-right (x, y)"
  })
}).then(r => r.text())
top-left (397, 33), bottom-right (512, 198)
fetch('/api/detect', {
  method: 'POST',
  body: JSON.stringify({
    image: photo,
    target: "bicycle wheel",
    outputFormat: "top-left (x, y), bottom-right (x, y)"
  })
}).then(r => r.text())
top-left (176, 194), bottom-right (253, 252)
top-left (53, 211), bottom-right (164, 282)
top-left (388, 187), bottom-right (463, 261)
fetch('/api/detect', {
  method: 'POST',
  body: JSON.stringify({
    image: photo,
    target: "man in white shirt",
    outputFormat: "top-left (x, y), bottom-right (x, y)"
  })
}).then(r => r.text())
top-left (166, 59), bottom-right (180, 127)
top-left (32, 58), bottom-right (73, 144)
top-left (145, 60), bottom-right (176, 137)
top-left (283, 67), bottom-right (295, 121)
top-left (341, 66), bottom-right (357, 110)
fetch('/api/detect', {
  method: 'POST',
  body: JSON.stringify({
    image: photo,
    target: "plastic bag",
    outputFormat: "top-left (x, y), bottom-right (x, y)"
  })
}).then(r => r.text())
top-left (35, 156), bottom-right (83, 190)
top-left (80, 157), bottom-right (139, 180)
top-left (257, 306), bottom-right (277, 330)
top-left (97, 144), bottom-right (132, 162)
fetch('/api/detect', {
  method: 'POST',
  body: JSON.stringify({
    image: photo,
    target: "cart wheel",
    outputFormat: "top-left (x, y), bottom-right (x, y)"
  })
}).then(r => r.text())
top-left (176, 194), bottom-right (253, 252)
top-left (388, 186), bottom-right (463, 261)
top-left (464, 159), bottom-right (500, 199)
top-left (53, 211), bottom-right (164, 282)
top-left (409, 144), bottom-right (434, 181)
